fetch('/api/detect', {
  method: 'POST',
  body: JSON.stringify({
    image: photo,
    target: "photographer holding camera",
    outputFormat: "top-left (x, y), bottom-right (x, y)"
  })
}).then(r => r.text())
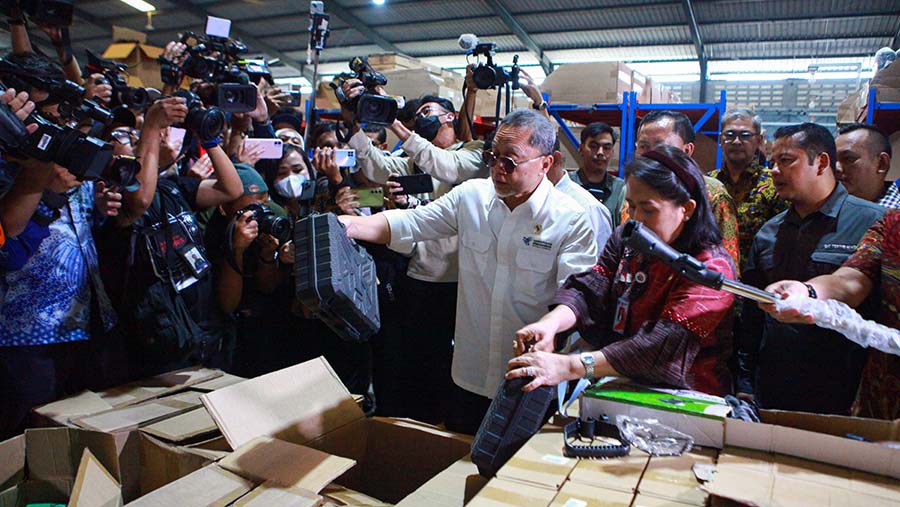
top-left (0, 51), bottom-right (127, 439)
top-left (203, 166), bottom-right (288, 376)
top-left (95, 87), bottom-right (243, 379)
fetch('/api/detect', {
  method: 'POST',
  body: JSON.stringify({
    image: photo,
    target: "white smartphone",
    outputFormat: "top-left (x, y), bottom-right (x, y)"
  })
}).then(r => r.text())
top-left (335, 148), bottom-right (356, 168)
top-left (243, 138), bottom-right (284, 159)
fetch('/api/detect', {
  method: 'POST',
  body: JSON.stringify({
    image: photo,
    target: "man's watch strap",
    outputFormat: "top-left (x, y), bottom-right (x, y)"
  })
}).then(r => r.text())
top-left (580, 352), bottom-right (595, 379)
top-left (532, 101), bottom-right (548, 111)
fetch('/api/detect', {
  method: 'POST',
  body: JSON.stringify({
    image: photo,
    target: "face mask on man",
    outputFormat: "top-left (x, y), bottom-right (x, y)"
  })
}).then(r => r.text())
top-left (414, 114), bottom-right (445, 142)
top-left (274, 173), bottom-right (308, 199)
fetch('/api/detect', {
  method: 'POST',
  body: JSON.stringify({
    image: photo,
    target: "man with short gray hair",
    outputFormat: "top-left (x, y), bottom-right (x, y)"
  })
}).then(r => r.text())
top-left (710, 108), bottom-right (786, 269)
top-left (339, 109), bottom-right (597, 433)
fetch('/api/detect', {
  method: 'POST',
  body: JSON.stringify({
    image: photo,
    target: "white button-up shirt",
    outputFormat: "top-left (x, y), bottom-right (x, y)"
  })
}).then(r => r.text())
top-left (382, 177), bottom-right (598, 397)
top-left (555, 172), bottom-right (613, 253)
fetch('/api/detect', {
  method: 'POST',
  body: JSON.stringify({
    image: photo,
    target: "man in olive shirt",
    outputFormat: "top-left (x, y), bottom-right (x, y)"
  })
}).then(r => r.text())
top-left (738, 123), bottom-right (885, 415)
top-left (569, 122), bottom-right (625, 227)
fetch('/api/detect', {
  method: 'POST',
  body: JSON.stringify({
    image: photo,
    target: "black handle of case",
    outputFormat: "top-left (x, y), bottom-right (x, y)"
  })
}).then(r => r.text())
top-left (563, 418), bottom-right (631, 458)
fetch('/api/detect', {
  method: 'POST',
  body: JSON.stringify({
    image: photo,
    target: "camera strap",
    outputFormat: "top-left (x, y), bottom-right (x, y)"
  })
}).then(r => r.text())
top-left (224, 217), bottom-right (244, 276)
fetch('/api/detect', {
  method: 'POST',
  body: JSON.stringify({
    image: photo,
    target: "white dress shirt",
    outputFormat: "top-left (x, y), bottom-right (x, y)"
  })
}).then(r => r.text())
top-left (382, 177), bottom-right (598, 397)
top-left (349, 130), bottom-right (488, 283)
top-left (555, 172), bottom-right (614, 253)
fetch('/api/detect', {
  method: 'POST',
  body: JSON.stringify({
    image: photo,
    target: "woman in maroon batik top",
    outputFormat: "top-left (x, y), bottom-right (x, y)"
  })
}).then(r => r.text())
top-left (507, 145), bottom-right (736, 396)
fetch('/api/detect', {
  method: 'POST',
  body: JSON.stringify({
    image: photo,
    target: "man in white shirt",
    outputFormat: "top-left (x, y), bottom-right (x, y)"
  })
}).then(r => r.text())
top-left (340, 110), bottom-right (598, 433)
top-left (547, 136), bottom-right (613, 253)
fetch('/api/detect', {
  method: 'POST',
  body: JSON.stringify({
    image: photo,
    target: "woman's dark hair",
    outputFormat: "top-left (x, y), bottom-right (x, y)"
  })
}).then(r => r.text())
top-left (623, 144), bottom-right (721, 255)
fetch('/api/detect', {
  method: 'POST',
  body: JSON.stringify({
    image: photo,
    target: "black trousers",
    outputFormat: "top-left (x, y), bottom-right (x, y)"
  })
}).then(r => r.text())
top-left (0, 341), bottom-right (90, 440)
top-left (393, 275), bottom-right (457, 424)
top-left (444, 383), bottom-right (493, 436)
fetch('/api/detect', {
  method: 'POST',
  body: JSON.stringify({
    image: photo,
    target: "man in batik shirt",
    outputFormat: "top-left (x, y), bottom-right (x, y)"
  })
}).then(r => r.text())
top-left (711, 109), bottom-right (787, 270)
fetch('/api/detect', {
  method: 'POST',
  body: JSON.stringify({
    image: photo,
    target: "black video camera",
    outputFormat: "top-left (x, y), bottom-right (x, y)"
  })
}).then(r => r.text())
top-left (239, 202), bottom-right (292, 243)
top-left (84, 49), bottom-right (152, 111)
top-left (171, 90), bottom-right (226, 142)
top-left (176, 31), bottom-right (257, 114)
top-left (331, 56), bottom-right (401, 126)
top-left (470, 43), bottom-right (520, 91)
top-left (0, 58), bottom-right (119, 183)
top-left (0, 0), bottom-right (73, 27)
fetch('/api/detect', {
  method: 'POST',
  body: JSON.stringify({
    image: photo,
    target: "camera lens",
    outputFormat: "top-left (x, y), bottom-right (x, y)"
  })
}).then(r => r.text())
top-left (356, 95), bottom-right (399, 127)
top-left (260, 214), bottom-right (292, 243)
top-left (472, 66), bottom-right (498, 90)
top-left (185, 107), bottom-right (225, 142)
top-left (125, 88), bottom-right (150, 109)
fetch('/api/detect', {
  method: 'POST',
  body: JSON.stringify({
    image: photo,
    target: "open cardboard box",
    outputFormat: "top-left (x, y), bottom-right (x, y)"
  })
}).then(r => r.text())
top-left (196, 357), bottom-right (473, 504)
top-left (0, 428), bottom-right (122, 507)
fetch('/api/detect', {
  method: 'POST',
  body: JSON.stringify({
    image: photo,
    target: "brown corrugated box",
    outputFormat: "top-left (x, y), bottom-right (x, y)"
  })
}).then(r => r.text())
top-left (541, 62), bottom-right (636, 105)
top-left (548, 481), bottom-right (635, 507)
top-left (102, 26), bottom-right (165, 91)
top-left (0, 429), bottom-right (123, 507)
top-left (466, 477), bottom-right (558, 507)
top-left (394, 455), bottom-right (488, 507)
top-left (198, 357), bottom-right (473, 505)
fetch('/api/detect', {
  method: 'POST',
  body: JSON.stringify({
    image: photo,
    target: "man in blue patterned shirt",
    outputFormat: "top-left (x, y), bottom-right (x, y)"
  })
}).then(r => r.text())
top-left (0, 53), bottom-right (122, 439)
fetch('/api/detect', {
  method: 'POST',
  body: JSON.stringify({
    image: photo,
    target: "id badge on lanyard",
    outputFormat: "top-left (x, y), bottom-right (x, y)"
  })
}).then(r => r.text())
top-left (611, 253), bottom-right (647, 335)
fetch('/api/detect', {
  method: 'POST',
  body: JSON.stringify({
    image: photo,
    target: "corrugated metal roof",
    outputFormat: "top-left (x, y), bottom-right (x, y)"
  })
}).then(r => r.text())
top-left (354, 0), bottom-right (493, 27)
top-left (207, 1), bottom-right (306, 23)
top-left (534, 25), bottom-right (691, 50)
top-left (693, 0), bottom-right (900, 23)
top-left (702, 15), bottom-right (900, 43)
top-left (547, 45), bottom-right (697, 63)
top-left (518, 4), bottom-right (685, 32)
top-left (374, 18), bottom-right (509, 43)
top-left (395, 35), bottom-right (526, 56)
top-left (708, 37), bottom-right (891, 59)
top-left (502, 0), bottom-right (677, 14)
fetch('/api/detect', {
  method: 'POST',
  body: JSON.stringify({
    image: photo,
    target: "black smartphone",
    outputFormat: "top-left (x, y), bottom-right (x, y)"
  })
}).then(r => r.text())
top-left (390, 173), bottom-right (434, 195)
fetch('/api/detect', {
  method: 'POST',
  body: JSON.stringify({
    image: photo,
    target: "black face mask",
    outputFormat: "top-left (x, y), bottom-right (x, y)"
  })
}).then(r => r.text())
top-left (414, 115), bottom-right (443, 142)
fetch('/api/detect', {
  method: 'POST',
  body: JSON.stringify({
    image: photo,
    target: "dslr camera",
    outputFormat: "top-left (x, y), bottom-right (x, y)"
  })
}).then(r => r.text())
top-left (238, 202), bottom-right (292, 243)
top-left (176, 31), bottom-right (257, 114)
top-left (171, 89), bottom-right (226, 142)
top-left (458, 34), bottom-right (520, 90)
top-left (84, 49), bottom-right (152, 111)
top-left (331, 56), bottom-right (402, 126)
top-left (0, 58), bottom-right (130, 185)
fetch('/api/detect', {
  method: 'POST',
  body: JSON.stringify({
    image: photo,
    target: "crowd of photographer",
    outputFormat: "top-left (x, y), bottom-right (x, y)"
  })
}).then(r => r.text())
top-left (0, 6), bottom-right (899, 443)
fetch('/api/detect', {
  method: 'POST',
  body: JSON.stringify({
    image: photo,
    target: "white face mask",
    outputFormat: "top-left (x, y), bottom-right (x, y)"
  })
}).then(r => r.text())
top-left (274, 173), bottom-right (308, 199)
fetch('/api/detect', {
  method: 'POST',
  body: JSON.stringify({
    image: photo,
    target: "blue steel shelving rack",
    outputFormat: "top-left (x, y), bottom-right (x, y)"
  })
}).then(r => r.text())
top-left (627, 89), bottom-right (727, 171)
top-left (866, 87), bottom-right (900, 134)
top-left (866, 87), bottom-right (900, 188)
top-left (548, 92), bottom-right (632, 176)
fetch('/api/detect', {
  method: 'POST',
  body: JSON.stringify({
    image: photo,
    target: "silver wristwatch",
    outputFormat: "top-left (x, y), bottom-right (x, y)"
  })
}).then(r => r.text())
top-left (580, 352), bottom-right (595, 379)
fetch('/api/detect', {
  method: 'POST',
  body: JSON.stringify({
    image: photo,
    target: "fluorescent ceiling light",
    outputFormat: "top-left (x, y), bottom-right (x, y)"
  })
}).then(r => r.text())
top-left (119, 0), bottom-right (156, 13)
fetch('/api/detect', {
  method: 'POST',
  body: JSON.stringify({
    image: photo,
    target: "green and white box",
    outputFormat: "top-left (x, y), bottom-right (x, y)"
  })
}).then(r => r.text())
top-left (580, 379), bottom-right (732, 448)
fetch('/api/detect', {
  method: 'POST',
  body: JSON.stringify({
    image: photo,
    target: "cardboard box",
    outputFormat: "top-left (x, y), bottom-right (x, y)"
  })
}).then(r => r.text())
top-left (69, 449), bottom-right (123, 507)
top-left (233, 482), bottom-right (323, 506)
top-left (494, 426), bottom-right (578, 490)
top-left (581, 380), bottom-right (731, 448)
top-left (0, 428), bottom-right (122, 507)
top-left (125, 464), bottom-right (254, 507)
top-left (395, 455), bottom-right (488, 507)
top-left (102, 26), bottom-right (165, 91)
top-left (567, 451), bottom-right (649, 493)
top-left (33, 390), bottom-right (115, 427)
top-left (321, 484), bottom-right (391, 506)
top-left (72, 391), bottom-right (204, 434)
top-left (706, 449), bottom-right (900, 507)
top-left (466, 477), bottom-right (558, 507)
top-left (547, 481), bottom-right (635, 507)
top-left (541, 62), bottom-right (635, 104)
top-left (137, 433), bottom-right (229, 496)
top-left (632, 494), bottom-right (698, 507)
top-left (201, 357), bottom-right (473, 504)
top-left (382, 67), bottom-right (465, 111)
top-left (97, 367), bottom-right (222, 409)
top-left (637, 449), bottom-right (716, 506)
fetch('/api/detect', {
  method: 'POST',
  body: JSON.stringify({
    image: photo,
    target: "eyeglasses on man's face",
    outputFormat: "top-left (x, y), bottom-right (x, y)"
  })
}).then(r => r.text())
top-left (722, 130), bottom-right (757, 143)
top-left (482, 151), bottom-right (546, 174)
